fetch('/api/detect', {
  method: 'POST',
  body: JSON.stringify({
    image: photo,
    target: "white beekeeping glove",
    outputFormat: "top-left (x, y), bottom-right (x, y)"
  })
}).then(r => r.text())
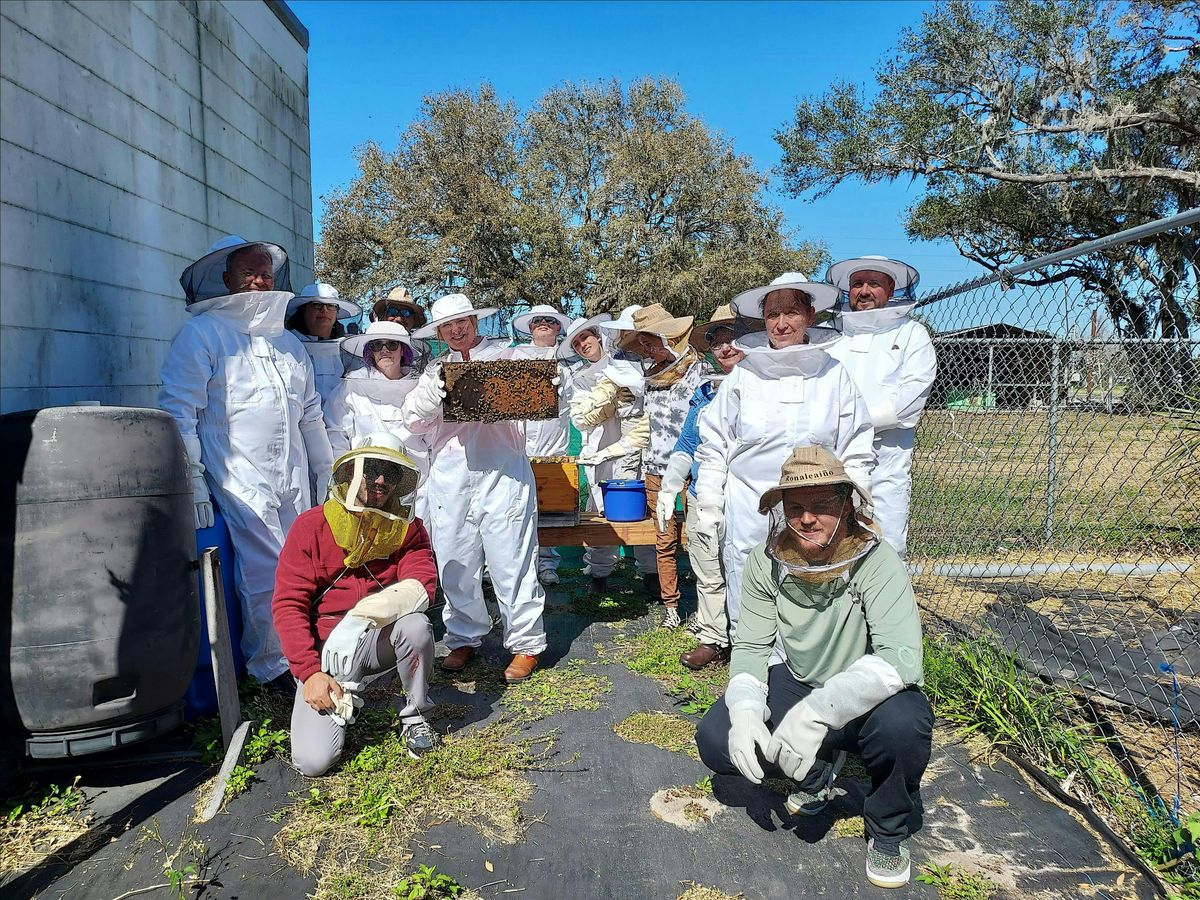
top-left (655, 452), bottom-right (692, 533)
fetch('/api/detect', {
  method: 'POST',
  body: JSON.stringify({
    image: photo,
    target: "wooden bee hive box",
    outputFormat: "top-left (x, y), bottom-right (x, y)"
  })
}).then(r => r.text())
top-left (441, 359), bottom-right (559, 423)
top-left (530, 456), bottom-right (580, 515)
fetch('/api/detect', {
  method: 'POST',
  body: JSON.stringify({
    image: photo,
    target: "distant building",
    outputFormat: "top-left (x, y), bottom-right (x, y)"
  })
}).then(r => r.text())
top-left (932, 324), bottom-right (1069, 409)
top-left (1, 0), bottom-right (312, 413)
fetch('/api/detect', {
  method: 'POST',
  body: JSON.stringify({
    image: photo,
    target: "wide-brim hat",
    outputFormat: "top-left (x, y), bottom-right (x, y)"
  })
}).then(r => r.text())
top-left (411, 293), bottom-right (498, 340)
top-left (690, 304), bottom-right (739, 352)
top-left (513, 303), bottom-right (572, 336)
top-left (598, 304), bottom-right (644, 333)
top-left (288, 282), bottom-right (361, 319)
top-left (341, 320), bottom-right (415, 359)
top-left (180, 235), bottom-right (290, 305)
top-left (730, 272), bottom-right (839, 319)
top-left (758, 445), bottom-right (870, 514)
top-left (616, 303), bottom-right (695, 354)
top-left (371, 286), bottom-right (428, 327)
top-left (826, 256), bottom-right (920, 293)
top-left (557, 313), bottom-right (613, 360)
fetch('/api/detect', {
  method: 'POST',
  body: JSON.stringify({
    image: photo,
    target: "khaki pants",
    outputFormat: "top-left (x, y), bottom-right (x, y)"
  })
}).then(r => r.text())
top-left (685, 499), bottom-right (729, 647)
top-left (643, 473), bottom-right (681, 606)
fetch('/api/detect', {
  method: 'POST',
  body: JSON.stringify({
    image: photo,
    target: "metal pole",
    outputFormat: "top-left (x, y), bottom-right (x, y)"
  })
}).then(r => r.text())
top-left (1046, 340), bottom-right (1060, 544)
top-left (986, 344), bottom-right (995, 406)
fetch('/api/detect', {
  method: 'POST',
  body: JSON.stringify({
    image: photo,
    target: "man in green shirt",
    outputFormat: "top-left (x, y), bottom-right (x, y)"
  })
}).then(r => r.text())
top-left (696, 445), bottom-right (932, 889)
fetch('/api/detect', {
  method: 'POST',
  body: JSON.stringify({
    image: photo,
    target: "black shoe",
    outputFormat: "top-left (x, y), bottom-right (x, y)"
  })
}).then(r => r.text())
top-left (590, 576), bottom-right (608, 593)
top-left (642, 573), bottom-right (661, 601)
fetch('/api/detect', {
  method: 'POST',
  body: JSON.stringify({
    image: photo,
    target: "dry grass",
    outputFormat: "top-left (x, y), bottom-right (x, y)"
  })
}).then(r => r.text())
top-left (0, 778), bottom-right (94, 880)
top-left (614, 711), bottom-right (699, 760)
top-left (676, 882), bottom-right (744, 900)
top-left (274, 722), bottom-right (551, 898)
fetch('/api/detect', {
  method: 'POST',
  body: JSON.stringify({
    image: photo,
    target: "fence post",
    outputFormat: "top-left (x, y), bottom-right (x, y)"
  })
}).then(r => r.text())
top-left (1046, 339), bottom-right (1060, 543)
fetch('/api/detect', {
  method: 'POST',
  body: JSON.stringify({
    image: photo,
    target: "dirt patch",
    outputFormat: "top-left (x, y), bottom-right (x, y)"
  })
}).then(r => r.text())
top-left (650, 787), bottom-right (724, 831)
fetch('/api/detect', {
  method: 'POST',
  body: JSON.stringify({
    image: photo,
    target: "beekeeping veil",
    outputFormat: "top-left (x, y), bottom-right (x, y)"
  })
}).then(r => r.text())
top-left (323, 433), bottom-right (421, 567)
top-left (759, 445), bottom-right (880, 584)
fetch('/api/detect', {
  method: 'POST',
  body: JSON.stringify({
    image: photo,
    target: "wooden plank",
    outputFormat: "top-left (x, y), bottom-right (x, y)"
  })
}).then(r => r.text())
top-left (197, 719), bottom-right (251, 823)
top-left (538, 512), bottom-right (686, 547)
top-left (201, 548), bottom-right (241, 751)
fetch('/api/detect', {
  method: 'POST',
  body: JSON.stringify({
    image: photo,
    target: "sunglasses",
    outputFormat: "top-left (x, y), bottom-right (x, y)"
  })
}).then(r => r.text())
top-left (367, 339), bottom-right (403, 352)
top-left (386, 306), bottom-right (415, 318)
top-left (705, 325), bottom-right (736, 347)
top-left (362, 460), bottom-right (405, 484)
top-left (530, 316), bottom-right (560, 328)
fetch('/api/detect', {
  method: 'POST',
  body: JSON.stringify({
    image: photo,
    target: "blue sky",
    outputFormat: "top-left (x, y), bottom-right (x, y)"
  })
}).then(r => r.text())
top-left (294, 0), bottom-right (989, 300)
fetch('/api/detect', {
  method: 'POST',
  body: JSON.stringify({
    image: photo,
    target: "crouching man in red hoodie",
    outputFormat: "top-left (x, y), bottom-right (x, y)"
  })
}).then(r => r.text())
top-left (273, 433), bottom-right (439, 775)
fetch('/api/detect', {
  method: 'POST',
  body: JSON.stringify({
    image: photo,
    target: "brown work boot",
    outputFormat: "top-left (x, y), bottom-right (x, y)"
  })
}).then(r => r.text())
top-left (504, 653), bottom-right (540, 683)
top-left (440, 646), bottom-right (476, 672)
top-left (680, 643), bottom-right (731, 670)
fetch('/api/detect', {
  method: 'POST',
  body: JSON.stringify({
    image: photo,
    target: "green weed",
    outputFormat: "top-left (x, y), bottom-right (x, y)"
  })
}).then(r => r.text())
top-left (617, 627), bottom-right (727, 716)
top-left (0, 776), bottom-right (92, 878)
top-left (915, 863), bottom-right (998, 900)
top-left (499, 659), bottom-right (612, 723)
top-left (224, 765), bottom-right (256, 798)
top-left (392, 864), bottom-right (465, 899)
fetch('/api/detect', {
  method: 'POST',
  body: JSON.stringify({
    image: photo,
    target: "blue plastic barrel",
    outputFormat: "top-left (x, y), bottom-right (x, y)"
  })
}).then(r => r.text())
top-left (184, 506), bottom-right (246, 719)
top-left (599, 480), bottom-right (647, 522)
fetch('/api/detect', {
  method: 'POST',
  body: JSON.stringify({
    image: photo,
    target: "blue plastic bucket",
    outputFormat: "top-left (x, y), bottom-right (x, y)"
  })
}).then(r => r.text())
top-left (599, 479), bottom-right (647, 522)
top-left (185, 505), bottom-right (246, 719)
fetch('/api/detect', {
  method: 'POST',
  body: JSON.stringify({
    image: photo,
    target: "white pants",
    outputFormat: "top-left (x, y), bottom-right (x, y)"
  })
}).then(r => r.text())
top-left (685, 500), bottom-right (729, 647)
top-left (427, 469), bottom-right (548, 656)
top-left (720, 476), bottom-right (768, 639)
top-left (582, 451), bottom-right (656, 577)
top-left (871, 428), bottom-right (915, 557)
top-left (214, 486), bottom-right (300, 682)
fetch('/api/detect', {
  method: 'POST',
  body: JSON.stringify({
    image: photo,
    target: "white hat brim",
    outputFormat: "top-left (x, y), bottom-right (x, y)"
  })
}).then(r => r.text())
top-left (288, 295), bottom-right (362, 319)
top-left (180, 240), bottom-right (289, 305)
top-left (411, 307), bottom-right (498, 340)
top-left (340, 322), bottom-right (415, 357)
top-left (557, 313), bottom-right (613, 359)
top-left (513, 309), bottom-right (572, 335)
top-left (730, 280), bottom-right (840, 318)
top-left (827, 257), bottom-right (919, 292)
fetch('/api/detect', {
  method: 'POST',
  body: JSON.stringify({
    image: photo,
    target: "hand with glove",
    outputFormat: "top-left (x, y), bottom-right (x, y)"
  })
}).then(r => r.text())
top-left (577, 439), bottom-right (631, 468)
top-left (192, 474), bottom-right (214, 530)
top-left (725, 673), bottom-right (772, 784)
top-left (655, 451), bottom-right (691, 533)
top-left (765, 700), bottom-right (827, 782)
top-left (321, 614), bottom-right (376, 684)
top-left (353, 579), bottom-right (430, 625)
top-left (407, 367), bottom-right (446, 421)
top-left (328, 685), bottom-right (365, 726)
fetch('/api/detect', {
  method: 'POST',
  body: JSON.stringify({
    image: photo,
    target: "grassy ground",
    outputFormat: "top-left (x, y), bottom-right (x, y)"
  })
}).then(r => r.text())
top-left (911, 409), bottom-right (1199, 555)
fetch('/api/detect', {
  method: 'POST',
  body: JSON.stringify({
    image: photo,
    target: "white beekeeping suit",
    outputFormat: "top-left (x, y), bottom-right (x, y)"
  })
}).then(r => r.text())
top-left (693, 277), bottom-right (875, 635)
top-left (286, 282), bottom-right (363, 404)
top-left (510, 304), bottom-right (574, 584)
top-left (160, 236), bottom-right (335, 683)
top-left (324, 321), bottom-right (431, 520)
top-left (401, 294), bottom-right (547, 671)
top-left (826, 256), bottom-right (937, 557)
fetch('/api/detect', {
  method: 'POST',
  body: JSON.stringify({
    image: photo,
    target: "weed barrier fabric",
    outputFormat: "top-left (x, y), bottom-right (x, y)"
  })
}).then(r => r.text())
top-left (983, 601), bottom-right (1200, 729)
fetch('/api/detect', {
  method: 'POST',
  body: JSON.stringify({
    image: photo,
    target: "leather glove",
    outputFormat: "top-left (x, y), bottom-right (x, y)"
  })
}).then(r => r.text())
top-left (729, 708), bottom-right (772, 785)
top-left (577, 440), bottom-right (630, 467)
top-left (408, 368), bottom-right (446, 421)
top-left (192, 474), bottom-right (214, 530)
top-left (765, 699), bottom-right (827, 783)
top-left (321, 614), bottom-right (376, 682)
top-left (328, 688), bottom-right (365, 727)
top-left (725, 673), bottom-right (771, 784)
top-left (352, 579), bottom-right (430, 625)
top-left (655, 452), bottom-right (691, 533)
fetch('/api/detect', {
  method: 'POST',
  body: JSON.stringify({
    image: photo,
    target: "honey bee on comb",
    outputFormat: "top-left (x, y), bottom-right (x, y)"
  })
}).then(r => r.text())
top-left (442, 358), bottom-right (559, 423)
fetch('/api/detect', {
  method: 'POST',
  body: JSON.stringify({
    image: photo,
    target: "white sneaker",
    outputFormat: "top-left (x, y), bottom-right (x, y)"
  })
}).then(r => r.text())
top-left (660, 607), bottom-right (682, 628)
top-left (538, 569), bottom-right (560, 586)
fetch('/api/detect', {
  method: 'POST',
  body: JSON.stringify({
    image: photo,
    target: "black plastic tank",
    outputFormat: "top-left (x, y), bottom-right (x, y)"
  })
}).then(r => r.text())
top-left (0, 405), bottom-right (200, 758)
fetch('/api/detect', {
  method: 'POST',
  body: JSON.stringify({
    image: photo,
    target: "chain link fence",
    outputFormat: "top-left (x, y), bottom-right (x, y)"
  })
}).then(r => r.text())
top-left (909, 210), bottom-right (1200, 858)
